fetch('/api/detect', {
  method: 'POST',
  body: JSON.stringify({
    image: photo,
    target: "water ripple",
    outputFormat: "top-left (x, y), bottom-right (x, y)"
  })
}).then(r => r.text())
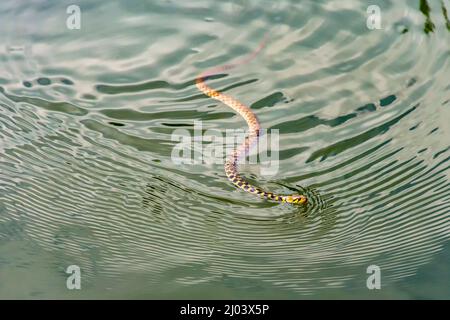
top-left (0, 0), bottom-right (449, 298)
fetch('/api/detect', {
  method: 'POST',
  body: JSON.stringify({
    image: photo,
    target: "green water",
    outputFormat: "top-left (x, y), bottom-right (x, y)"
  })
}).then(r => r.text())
top-left (0, 0), bottom-right (449, 299)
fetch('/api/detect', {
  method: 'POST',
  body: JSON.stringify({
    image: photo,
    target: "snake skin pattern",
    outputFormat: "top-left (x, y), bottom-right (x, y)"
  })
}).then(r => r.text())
top-left (196, 44), bottom-right (307, 205)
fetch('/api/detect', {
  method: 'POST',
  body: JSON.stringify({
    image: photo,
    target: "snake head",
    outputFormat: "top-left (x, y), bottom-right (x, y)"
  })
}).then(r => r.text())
top-left (284, 195), bottom-right (307, 205)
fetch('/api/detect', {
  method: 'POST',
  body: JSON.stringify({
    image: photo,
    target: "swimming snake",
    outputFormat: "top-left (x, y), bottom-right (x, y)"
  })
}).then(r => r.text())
top-left (196, 40), bottom-right (307, 205)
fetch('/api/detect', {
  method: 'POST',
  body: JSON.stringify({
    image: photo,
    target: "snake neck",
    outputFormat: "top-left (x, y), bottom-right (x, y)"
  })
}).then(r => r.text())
top-left (224, 159), bottom-right (298, 204)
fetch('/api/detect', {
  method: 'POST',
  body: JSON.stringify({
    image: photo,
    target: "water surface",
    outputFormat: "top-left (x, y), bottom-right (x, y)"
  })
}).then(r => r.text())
top-left (0, 0), bottom-right (449, 299)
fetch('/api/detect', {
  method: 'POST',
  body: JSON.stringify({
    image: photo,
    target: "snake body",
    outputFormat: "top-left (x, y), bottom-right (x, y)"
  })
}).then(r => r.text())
top-left (196, 44), bottom-right (307, 205)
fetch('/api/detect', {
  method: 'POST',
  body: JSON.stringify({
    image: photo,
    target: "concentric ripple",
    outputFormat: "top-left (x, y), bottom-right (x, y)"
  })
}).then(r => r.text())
top-left (0, 0), bottom-right (449, 298)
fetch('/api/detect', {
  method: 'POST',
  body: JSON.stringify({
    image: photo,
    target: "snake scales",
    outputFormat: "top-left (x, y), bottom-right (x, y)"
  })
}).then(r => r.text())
top-left (196, 40), bottom-right (307, 205)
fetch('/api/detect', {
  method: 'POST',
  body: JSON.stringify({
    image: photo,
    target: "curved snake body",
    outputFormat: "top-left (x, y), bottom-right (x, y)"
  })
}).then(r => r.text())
top-left (196, 44), bottom-right (307, 205)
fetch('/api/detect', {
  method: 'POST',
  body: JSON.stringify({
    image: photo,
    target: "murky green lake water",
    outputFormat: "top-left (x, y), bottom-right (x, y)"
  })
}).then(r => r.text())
top-left (0, 0), bottom-right (449, 299)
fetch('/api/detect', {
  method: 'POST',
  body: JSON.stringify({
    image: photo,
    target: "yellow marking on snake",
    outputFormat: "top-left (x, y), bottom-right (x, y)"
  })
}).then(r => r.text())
top-left (195, 42), bottom-right (307, 205)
